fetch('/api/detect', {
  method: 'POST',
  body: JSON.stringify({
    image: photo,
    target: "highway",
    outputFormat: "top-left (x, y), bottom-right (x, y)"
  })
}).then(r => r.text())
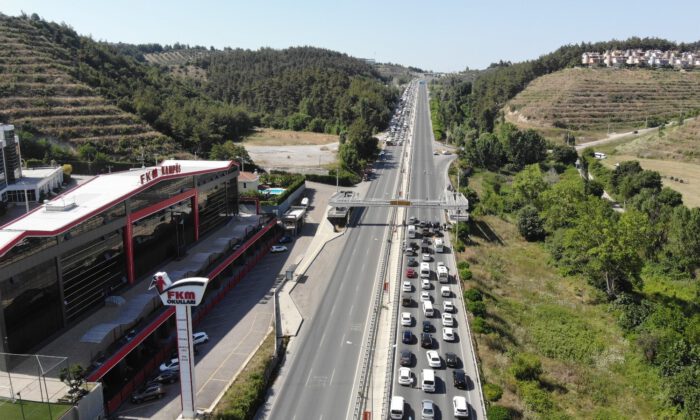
top-left (391, 82), bottom-right (485, 419)
top-left (266, 87), bottom-right (413, 420)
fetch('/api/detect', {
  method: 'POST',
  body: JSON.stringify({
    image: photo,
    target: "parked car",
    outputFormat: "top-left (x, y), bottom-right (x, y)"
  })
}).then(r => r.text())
top-left (131, 383), bottom-right (165, 403)
top-left (402, 281), bottom-right (412, 292)
top-left (422, 320), bottom-right (432, 333)
top-left (400, 350), bottom-right (413, 366)
top-left (159, 358), bottom-right (179, 372)
top-left (278, 236), bottom-right (293, 244)
top-left (422, 253), bottom-right (431, 262)
top-left (271, 245), bottom-right (288, 253)
top-left (453, 396), bottom-right (469, 418)
top-left (421, 333), bottom-right (432, 348)
top-left (445, 352), bottom-right (458, 368)
top-left (442, 313), bottom-right (454, 327)
top-left (443, 300), bottom-right (455, 313)
top-left (426, 350), bottom-right (441, 368)
top-left (401, 312), bottom-right (412, 327)
top-left (407, 257), bottom-right (418, 267)
top-left (420, 292), bottom-right (431, 302)
top-left (421, 279), bottom-right (431, 290)
top-left (149, 369), bottom-right (179, 385)
top-left (406, 268), bottom-right (416, 278)
top-left (193, 332), bottom-right (209, 345)
top-left (453, 369), bottom-right (467, 389)
top-left (402, 296), bottom-right (412, 307)
top-left (421, 399), bottom-right (435, 419)
top-left (398, 367), bottom-right (413, 386)
top-left (402, 330), bottom-right (412, 344)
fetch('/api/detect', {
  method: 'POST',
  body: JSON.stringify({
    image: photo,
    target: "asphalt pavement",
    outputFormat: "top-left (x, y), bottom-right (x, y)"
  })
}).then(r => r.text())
top-left (391, 82), bottom-right (485, 419)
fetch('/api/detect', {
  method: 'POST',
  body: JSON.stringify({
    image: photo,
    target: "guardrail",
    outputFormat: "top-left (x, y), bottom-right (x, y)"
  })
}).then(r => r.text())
top-left (353, 83), bottom-right (418, 420)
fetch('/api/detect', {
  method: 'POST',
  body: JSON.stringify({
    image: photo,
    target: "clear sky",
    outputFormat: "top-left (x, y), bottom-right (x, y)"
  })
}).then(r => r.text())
top-left (3, 0), bottom-right (699, 72)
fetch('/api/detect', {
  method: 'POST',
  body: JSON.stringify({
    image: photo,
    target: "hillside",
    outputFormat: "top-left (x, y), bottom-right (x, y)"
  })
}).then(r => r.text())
top-left (505, 68), bottom-right (700, 139)
top-left (0, 15), bottom-right (175, 158)
top-left (197, 47), bottom-right (398, 133)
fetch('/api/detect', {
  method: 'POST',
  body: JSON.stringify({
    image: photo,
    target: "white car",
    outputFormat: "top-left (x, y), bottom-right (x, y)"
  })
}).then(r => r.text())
top-left (426, 350), bottom-right (441, 368)
top-left (397, 367), bottom-right (413, 386)
top-left (402, 281), bottom-right (412, 292)
top-left (193, 332), bottom-right (209, 345)
top-left (443, 300), bottom-right (455, 313)
top-left (159, 358), bottom-right (179, 372)
top-left (437, 261), bottom-right (446, 268)
top-left (441, 286), bottom-right (451, 297)
top-left (421, 399), bottom-right (435, 419)
top-left (401, 312), bottom-right (412, 327)
top-left (421, 279), bottom-right (431, 290)
top-left (442, 313), bottom-right (454, 327)
top-left (270, 245), bottom-right (287, 253)
top-left (443, 327), bottom-right (455, 341)
top-left (422, 253), bottom-right (431, 262)
top-left (420, 291), bottom-right (431, 302)
top-left (453, 396), bottom-right (469, 418)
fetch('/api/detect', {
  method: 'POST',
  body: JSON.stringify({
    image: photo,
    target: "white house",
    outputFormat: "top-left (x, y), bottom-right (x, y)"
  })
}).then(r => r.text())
top-left (238, 171), bottom-right (260, 194)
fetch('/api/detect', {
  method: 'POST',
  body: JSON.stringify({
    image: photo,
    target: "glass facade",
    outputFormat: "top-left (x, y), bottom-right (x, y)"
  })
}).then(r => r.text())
top-left (64, 202), bottom-right (126, 241)
top-left (132, 198), bottom-right (194, 279)
top-left (129, 177), bottom-right (194, 213)
top-left (0, 236), bottom-right (58, 269)
top-left (198, 180), bottom-right (237, 237)
top-left (1, 259), bottom-right (62, 353)
top-left (60, 231), bottom-right (126, 322)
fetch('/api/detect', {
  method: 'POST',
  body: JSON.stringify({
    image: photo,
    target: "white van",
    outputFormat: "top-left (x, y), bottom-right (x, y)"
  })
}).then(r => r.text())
top-left (390, 396), bottom-right (405, 419)
top-left (408, 224), bottom-right (416, 239)
top-left (420, 262), bottom-right (431, 279)
top-left (437, 265), bottom-right (449, 283)
top-left (434, 238), bottom-right (444, 253)
top-left (421, 369), bottom-right (436, 392)
top-left (423, 301), bottom-right (434, 317)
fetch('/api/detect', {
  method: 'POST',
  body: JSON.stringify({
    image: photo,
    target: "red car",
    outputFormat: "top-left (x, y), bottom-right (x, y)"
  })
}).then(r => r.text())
top-left (406, 268), bottom-right (416, 278)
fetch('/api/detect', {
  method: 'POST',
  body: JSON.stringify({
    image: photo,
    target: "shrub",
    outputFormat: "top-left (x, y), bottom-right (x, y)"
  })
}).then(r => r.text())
top-left (457, 260), bottom-right (470, 270)
top-left (459, 268), bottom-right (473, 280)
top-left (518, 380), bottom-right (554, 413)
top-left (472, 316), bottom-right (488, 333)
top-left (467, 300), bottom-right (487, 317)
top-left (486, 405), bottom-right (514, 420)
top-left (517, 205), bottom-right (545, 241)
top-left (510, 353), bottom-right (543, 381)
top-left (483, 383), bottom-right (504, 402)
top-left (464, 288), bottom-right (483, 302)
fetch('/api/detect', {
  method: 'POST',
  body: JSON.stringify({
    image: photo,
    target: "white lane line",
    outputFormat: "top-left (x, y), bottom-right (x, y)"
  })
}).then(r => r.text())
top-left (305, 369), bottom-right (313, 387)
top-left (319, 331), bottom-right (326, 348)
top-left (330, 368), bottom-right (336, 385)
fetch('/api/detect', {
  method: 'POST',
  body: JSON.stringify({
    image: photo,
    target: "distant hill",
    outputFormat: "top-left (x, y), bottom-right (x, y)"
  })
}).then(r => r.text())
top-left (608, 116), bottom-right (700, 164)
top-left (0, 15), bottom-right (175, 158)
top-left (505, 67), bottom-right (700, 138)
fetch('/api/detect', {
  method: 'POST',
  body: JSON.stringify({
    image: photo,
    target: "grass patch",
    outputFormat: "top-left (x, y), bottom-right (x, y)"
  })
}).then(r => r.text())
top-left (0, 399), bottom-right (72, 420)
top-left (455, 215), bottom-right (664, 417)
top-left (243, 128), bottom-right (339, 146)
top-left (213, 330), bottom-right (280, 419)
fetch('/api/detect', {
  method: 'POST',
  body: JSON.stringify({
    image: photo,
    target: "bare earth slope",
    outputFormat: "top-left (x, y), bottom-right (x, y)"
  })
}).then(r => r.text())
top-left (506, 68), bottom-right (700, 137)
top-left (0, 16), bottom-right (171, 156)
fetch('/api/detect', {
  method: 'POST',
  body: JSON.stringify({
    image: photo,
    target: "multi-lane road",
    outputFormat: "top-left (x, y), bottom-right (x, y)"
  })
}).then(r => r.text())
top-left (391, 82), bottom-right (485, 419)
top-left (266, 81), bottom-right (484, 419)
top-left (267, 88), bottom-right (412, 419)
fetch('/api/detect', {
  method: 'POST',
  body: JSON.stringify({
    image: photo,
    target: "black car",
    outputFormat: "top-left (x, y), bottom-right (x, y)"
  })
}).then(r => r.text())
top-left (453, 369), bottom-right (467, 389)
top-left (402, 296), bottom-right (413, 307)
top-left (407, 257), bottom-right (418, 267)
top-left (278, 236), bottom-right (293, 244)
top-left (404, 248), bottom-right (415, 256)
top-left (150, 369), bottom-right (179, 385)
top-left (421, 332), bottom-right (432, 348)
top-left (422, 320), bottom-right (432, 333)
top-left (410, 241), bottom-right (419, 250)
top-left (445, 352), bottom-right (459, 368)
top-left (400, 350), bottom-right (413, 366)
top-left (402, 330), bottom-right (412, 344)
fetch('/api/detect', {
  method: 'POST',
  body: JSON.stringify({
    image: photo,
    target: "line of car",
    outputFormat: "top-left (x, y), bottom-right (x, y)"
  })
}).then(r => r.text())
top-left (129, 331), bottom-right (209, 404)
top-left (392, 216), bottom-right (472, 419)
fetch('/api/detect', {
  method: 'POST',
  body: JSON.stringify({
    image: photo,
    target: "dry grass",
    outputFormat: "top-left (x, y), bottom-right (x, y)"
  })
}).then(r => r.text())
top-left (600, 155), bottom-right (700, 208)
top-left (505, 67), bottom-right (700, 142)
top-left (457, 211), bottom-right (663, 417)
top-left (243, 128), bottom-right (339, 146)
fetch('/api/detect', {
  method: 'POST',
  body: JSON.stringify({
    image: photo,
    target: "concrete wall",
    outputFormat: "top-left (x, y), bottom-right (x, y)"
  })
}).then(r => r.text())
top-left (261, 182), bottom-right (306, 217)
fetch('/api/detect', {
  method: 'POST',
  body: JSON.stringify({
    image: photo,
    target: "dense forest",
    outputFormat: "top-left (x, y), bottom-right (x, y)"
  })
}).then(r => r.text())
top-left (430, 37), bottom-right (700, 143)
top-left (197, 47), bottom-right (398, 135)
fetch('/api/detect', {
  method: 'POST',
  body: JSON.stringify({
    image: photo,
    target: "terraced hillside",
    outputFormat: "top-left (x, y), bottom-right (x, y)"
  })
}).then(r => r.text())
top-left (143, 49), bottom-right (212, 66)
top-left (0, 16), bottom-right (174, 158)
top-left (506, 68), bottom-right (700, 136)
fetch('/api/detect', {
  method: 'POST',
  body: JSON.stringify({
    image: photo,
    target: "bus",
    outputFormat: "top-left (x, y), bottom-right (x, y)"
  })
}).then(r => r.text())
top-left (408, 225), bottom-right (416, 239)
top-left (434, 238), bottom-right (444, 253)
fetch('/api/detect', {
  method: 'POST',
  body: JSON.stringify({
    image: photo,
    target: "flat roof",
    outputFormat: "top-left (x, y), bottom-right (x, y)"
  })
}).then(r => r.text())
top-left (0, 160), bottom-right (235, 257)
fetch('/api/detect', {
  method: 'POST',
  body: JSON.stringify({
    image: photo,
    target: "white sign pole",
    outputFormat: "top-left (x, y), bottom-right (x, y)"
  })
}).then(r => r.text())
top-left (176, 305), bottom-right (197, 419)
